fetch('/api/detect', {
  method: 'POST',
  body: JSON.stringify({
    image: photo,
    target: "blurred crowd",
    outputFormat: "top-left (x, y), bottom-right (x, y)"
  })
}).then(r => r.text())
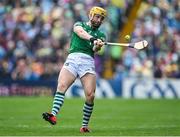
top-left (113, 0), bottom-right (180, 79)
top-left (0, 0), bottom-right (179, 81)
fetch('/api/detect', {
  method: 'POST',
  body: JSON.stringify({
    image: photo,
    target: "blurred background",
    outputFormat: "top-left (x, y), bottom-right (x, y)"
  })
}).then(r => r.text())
top-left (0, 0), bottom-right (179, 98)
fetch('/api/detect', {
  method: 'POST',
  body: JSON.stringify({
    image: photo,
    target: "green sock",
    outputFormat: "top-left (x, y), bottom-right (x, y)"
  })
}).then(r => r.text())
top-left (82, 102), bottom-right (94, 127)
top-left (51, 92), bottom-right (65, 116)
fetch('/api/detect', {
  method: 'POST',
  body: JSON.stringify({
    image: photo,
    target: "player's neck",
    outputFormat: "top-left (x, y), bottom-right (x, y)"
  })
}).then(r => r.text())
top-left (87, 21), bottom-right (97, 30)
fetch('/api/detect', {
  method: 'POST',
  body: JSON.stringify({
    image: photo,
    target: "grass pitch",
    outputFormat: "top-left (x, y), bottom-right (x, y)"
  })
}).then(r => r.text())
top-left (0, 97), bottom-right (180, 136)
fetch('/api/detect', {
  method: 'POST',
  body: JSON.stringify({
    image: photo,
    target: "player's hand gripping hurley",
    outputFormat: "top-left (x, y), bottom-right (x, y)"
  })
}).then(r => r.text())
top-left (104, 40), bottom-right (148, 50)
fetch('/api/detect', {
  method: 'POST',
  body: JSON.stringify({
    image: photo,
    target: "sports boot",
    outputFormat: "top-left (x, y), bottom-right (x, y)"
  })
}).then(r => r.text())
top-left (80, 127), bottom-right (91, 133)
top-left (42, 112), bottom-right (57, 125)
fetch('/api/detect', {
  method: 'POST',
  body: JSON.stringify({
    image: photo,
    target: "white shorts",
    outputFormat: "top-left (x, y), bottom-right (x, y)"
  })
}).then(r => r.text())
top-left (63, 53), bottom-right (96, 78)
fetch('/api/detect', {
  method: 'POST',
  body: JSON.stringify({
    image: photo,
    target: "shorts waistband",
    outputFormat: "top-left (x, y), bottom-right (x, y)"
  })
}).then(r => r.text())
top-left (68, 53), bottom-right (94, 60)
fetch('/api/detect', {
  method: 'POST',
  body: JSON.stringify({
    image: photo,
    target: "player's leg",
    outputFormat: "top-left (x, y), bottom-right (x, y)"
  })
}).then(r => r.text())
top-left (52, 67), bottom-right (76, 115)
top-left (43, 67), bottom-right (76, 125)
top-left (80, 73), bottom-right (96, 132)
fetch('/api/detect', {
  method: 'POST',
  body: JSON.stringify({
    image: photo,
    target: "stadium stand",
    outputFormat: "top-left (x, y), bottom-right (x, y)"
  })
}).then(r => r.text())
top-left (0, 0), bottom-right (179, 81)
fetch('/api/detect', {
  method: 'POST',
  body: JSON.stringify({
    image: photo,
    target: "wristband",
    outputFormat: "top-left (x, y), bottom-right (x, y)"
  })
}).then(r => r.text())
top-left (90, 37), bottom-right (97, 44)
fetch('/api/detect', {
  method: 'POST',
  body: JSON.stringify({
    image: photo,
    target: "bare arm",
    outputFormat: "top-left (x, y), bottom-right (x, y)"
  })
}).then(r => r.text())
top-left (73, 25), bottom-right (93, 40)
top-left (73, 24), bottom-right (104, 52)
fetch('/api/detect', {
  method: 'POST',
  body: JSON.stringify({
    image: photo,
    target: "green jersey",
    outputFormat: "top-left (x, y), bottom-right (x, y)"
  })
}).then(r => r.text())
top-left (69, 22), bottom-right (106, 57)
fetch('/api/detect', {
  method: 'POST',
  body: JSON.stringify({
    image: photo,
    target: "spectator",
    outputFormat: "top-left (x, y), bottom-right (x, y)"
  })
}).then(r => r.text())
top-left (0, 0), bottom-right (179, 80)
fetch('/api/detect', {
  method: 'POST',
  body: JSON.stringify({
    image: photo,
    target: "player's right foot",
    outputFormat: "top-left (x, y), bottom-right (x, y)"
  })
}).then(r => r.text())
top-left (42, 112), bottom-right (57, 125)
top-left (80, 127), bottom-right (91, 133)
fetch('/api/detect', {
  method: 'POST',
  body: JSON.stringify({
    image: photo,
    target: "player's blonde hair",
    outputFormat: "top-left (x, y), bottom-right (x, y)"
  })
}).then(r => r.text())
top-left (89, 6), bottom-right (107, 18)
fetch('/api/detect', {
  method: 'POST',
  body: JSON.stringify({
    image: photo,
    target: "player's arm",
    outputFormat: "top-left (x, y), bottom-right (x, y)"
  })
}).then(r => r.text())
top-left (73, 23), bottom-right (104, 51)
top-left (73, 24), bottom-right (100, 44)
top-left (73, 25), bottom-right (93, 41)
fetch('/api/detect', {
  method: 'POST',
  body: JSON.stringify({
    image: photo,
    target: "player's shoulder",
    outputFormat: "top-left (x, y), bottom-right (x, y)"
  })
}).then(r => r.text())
top-left (98, 30), bottom-right (105, 36)
top-left (97, 30), bottom-right (106, 39)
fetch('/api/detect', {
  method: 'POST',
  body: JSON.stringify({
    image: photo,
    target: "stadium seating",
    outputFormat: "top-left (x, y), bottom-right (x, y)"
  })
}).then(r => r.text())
top-left (0, 0), bottom-right (179, 80)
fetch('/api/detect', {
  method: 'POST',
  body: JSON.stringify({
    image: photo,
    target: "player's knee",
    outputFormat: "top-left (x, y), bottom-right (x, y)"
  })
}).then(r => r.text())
top-left (57, 82), bottom-right (68, 92)
top-left (86, 91), bottom-right (95, 101)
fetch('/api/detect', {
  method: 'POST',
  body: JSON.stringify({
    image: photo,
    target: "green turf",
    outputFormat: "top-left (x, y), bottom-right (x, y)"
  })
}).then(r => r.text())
top-left (0, 97), bottom-right (180, 136)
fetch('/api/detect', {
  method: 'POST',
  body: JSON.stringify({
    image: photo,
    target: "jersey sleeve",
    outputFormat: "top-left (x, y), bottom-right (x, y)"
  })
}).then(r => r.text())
top-left (99, 33), bottom-right (106, 42)
top-left (73, 22), bottom-right (83, 27)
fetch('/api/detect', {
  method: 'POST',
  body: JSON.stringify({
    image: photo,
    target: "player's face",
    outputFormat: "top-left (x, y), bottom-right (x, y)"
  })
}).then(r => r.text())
top-left (90, 14), bottom-right (105, 29)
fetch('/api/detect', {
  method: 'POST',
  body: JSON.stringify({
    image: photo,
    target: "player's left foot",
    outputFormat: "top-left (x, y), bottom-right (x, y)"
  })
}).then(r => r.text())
top-left (42, 112), bottom-right (57, 125)
top-left (80, 127), bottom-right (91, 133)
